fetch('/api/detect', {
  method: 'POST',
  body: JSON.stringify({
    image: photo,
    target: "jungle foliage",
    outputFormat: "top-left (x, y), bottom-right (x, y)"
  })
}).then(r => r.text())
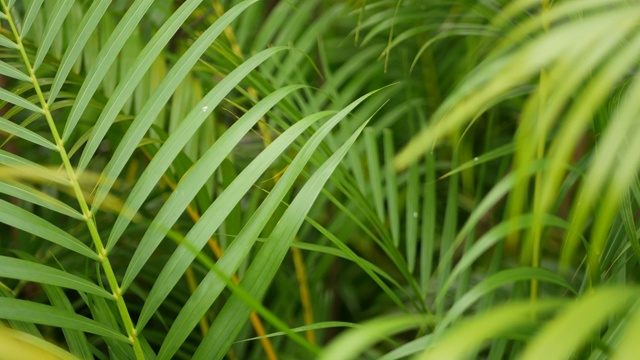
top-left (1, 0), bottom-right (640, 359)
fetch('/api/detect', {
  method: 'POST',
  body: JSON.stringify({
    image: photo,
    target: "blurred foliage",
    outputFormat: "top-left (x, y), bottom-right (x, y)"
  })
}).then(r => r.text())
top-left (1, 0), bottom-right (640, 359)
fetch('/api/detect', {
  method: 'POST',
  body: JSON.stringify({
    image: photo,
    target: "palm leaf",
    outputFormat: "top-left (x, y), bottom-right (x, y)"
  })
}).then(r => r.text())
top-left (2, 0), bottom-right (640, 358)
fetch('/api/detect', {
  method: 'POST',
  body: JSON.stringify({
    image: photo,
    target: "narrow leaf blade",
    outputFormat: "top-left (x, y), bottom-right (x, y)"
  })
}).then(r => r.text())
top-left (0, 199), bottom-right (97, 260)
top-left (0, 298), bottom-right (129, 343)
top-left (0, 256), bottom-right (111, 298)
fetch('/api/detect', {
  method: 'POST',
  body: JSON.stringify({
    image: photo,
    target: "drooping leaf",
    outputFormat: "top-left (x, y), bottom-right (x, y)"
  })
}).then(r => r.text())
top-left (0, 298), bottom-right (129, 343)
top-left (0, 255), bottom-right (111, 298)
top-left (0, 199), bottom-right (97, 260)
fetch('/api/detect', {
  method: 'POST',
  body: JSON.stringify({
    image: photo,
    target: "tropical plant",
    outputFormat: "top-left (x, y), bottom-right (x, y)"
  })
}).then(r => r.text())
top-left (1, 0), bottom-right (640, 359)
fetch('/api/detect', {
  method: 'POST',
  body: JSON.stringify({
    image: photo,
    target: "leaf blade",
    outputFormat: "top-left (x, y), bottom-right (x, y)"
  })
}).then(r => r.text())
top-left (0, 116), bottom-right (56, 150)
top-left (0, 181), bottom-right (83, 220)
top-left (0, 199), bottom-right (97, 260)
top-left (76, 0), bottom-right (206, 170)
top-left (192, 91), bottom-right (379, 359)
top-left (119, 79), bottom-right (296, 290)
top-left (0, 256), bottom-right (110, 298)
top-left (0, 60), bottom-right (30, 82)
top-left (520, 287), bottom-right (640, 360)
top-left (0, 87), bottom-right (43, 114)
top-left (0, 298), bottom-right (129, 343)
top-left (19, 0), bottom-right (44, 36)
top-left (61, 0), bottom-right (157, 141)
top-left (32, 0), bottom-right (74, 70)
top-left (106, 53), bottom-right (285, 256)
top-left (47, 0), bottom-right (113, 105)
top-left (90, 0), bottom-right (261, 213)
top-left (137, 106), bottom-right (324, 330)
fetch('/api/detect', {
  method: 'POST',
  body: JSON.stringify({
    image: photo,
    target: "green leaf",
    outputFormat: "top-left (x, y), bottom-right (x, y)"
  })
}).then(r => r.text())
top-left (436, 213), bottom-right (570, 308)
top-left (0, 87), bottom-right (42, 114)
top-left (122, 85), bottom-right (300, 289)
top-left (612, 301), bottom-right (640, 360)
top-left (0, 288), bottom-right (40, 337)
top-left (0, 150), bottom-right (69, 186)
top-left (383, 129), bottom-right (400, 247)
top-left (0, 181), bottom-right (82, 220)
top-left (61, 0), bottom-right (157, 141)
top-left (419, 300), bottom-right (566, 360)
top-left (90, 0), bottom-right (261, 213)
top-left (364, 128), bottom-right (385, 221)
top-left (19, 0), bottom-right (44, 36)
top-left (0, 256), bottom-right (111, 298)
top-left (0, 33), bottom-right (18, 49)
top-left (0, 116), bottom-right (56, 149)
top-left (520, 287), bottom-right (640, 360)
top-left (320, 315), bottom-right (432, 360)
top-left (621, 191), bottom-right (640, 266)
top-left (164, 230), bottom-right (319, 358)
top-left (40, 285), bottom-right (93, 359)
top-left (153, 110), bottom-right (331, 359)
top-left (86, 296), bottom-right (136, 359)
top-left (76, 0), bottom-right (207, 170)
top-left (379, 335), bottom-right (432, 360)
top-left (438, 143), bottom-right (515, 180)
top-left (420, 152), bottom-right (436, 293)
top-left (436, 149), bottom-right (460, 314)
top-left (157, 87), bottom-right (380, 358)
top-left (0, 326), bottom-right (78, 360)
top-left (0, 298), bottom-right (129, 343)
top-left (439, 267), bottom-right (576, 330)
top-left (394, 6), bottom-right (634, 170)
top-left (47, 0), bottom-right (112, 105)
top-left (0, 199), bottom-right (97, 260)
top-left (192, 91), bottom-right (378, 359)
top-left (304, 216), bottom-right (408, 311)
top-left (109, 48), bottom-right (287, 261)
top-left (134, 87), bottom-right (315, 329)
top-left (0, 60), bottom-right (30, 82)
top-left (32, 0), bottom-right (74, 70)
top-left (11, 251), bottom-right (94, 358)
top-left (236, 321), bottom-right (362, 343)
top-left (405, 161), bottom-right (419, 272)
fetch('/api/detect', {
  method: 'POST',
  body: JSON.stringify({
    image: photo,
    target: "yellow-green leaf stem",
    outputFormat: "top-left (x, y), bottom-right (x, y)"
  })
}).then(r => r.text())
top-left (0, 1), bottom-right (144, 358)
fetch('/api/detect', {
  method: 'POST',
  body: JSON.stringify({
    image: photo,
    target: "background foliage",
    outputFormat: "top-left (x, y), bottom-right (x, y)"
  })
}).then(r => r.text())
top-left (1, 0), bottom-right (640, 359)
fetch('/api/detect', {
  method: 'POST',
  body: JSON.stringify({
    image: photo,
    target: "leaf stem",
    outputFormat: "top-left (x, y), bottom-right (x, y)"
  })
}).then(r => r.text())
top-left (0, 2), bottom-right (144, 358)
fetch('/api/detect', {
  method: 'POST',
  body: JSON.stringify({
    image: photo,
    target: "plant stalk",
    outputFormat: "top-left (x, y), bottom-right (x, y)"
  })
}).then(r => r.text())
top-left (0, 2), bottom-right (144, 358)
